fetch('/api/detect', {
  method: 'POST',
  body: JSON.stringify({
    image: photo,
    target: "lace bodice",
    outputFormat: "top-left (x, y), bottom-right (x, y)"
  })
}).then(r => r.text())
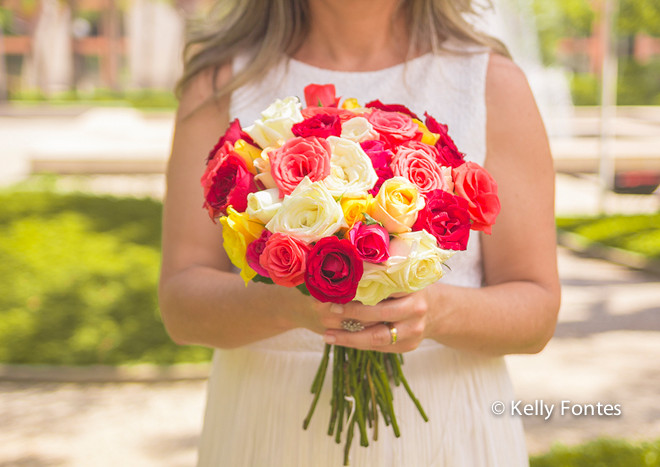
top-left (229, 48), bottom-right (491, 352)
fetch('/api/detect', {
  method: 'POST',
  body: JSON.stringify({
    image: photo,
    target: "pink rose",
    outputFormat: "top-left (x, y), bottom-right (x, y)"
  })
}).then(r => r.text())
top-left (424, 112), bottom-right (465, 168)
top-left (304, 83), bottom-right (340, 108)
top-left (305, 237), bottom-right (363, 304)
top-left (246, 230), bottom-right (272, 277)
top-left (292, 114), bottom-right (342, 139)
top-left (366, 109), bottom-right (421, 146)
top-left (259, 233), bottom-right (310, 287)
top-left (207, 118), bottom-right (256, 162)
top-left (348, 222), bottom-right (390, 263)
top-left (365, 99), bottom-right (420, 120)
top-left (452, 162), bottom-right (500, 234)
top-left (269, 136), bottom-right (332, 197)
top-left (391, 141), bottom-right (450, 194)
top-left (360, 140), bottom-right (394, 196)
top-left (412, 190), bottom-right (470, 251)
top-left (201, 142), bottom-right (258, 219)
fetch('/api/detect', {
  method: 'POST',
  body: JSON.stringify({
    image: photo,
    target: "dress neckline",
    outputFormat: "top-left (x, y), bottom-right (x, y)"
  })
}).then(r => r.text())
top-left (285, 52), bottom-right (434, 77)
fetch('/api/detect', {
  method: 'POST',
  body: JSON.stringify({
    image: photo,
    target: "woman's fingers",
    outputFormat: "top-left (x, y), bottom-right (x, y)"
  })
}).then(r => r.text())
top-left (323, 320), bottom-right (422, 353)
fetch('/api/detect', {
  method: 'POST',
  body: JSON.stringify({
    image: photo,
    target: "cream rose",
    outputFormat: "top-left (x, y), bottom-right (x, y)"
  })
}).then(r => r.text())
top-left (266, 177), bottom-right (347, 243)
top-left (246, 188), bottom-right (282, 224)
top-left (354, 263), bottom-right (403, 306)
top-left (322, 136), bottom-right (378, 197)
top-left (244, 96), bottom-right (304, 149)
top-left (371, 177), bottom-right (425, 233)
top-left (386, 231), bottom-right (454, 293)
top-left (340, 117), bottom-right (379, 143)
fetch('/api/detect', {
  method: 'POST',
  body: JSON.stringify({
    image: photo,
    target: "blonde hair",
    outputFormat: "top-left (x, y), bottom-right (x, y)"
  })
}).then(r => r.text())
top-left (176, 0), bottom-right (509, 99)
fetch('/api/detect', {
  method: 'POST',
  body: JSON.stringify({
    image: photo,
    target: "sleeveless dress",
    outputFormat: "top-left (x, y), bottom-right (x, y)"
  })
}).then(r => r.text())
top-left (197, 49), bottom-right (529, 467)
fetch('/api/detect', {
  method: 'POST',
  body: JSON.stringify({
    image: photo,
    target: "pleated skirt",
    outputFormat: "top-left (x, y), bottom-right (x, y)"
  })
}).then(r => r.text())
top-left (197, 342), bottom-right (528, 467)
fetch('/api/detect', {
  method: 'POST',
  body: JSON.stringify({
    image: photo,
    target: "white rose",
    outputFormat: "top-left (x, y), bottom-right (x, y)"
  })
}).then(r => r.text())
top-left (322, 136), bottom-right (378, 197)
top-left (266, 177), bottom-right (347, 243)
top-left (246, 188), bottom-right (282, 224)
top-left (354, 263), bottom-right (403, 306)
top-left (244, 96), bottom-right (303, 149)
top-left (340, 117), bottom-right (378, 143)
top-left (386, 231), bottom-right (455, 292)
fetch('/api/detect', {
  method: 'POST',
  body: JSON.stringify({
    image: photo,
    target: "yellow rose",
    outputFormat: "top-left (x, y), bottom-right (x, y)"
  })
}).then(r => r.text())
top-left (340, 195), bottom-right (374, 229)
top-left (233, 139), bottom-right (261, 174)
top-left (341, 98), bottom-right (361, 110)
top-left (219, 207), bottom-right (264, 285)
top-left (412, 118), bottom-right (440, 146)
top-left (371, 177), bottom-right (425, 233)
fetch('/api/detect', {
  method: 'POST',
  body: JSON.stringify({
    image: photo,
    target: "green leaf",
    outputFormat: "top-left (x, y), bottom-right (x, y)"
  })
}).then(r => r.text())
top-left (296, 282), bottom-right (311, 296)
top-left (363, 213), bottom-right (383, 227)
top-left (252, 274), bottom-right (274, 285)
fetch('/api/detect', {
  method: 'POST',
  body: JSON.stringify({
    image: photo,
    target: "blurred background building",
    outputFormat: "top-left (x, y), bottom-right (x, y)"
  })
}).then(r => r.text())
top-left (0, 0), bottom-right (659, 104)
top-left (0, 0), bottom-right (210, 98)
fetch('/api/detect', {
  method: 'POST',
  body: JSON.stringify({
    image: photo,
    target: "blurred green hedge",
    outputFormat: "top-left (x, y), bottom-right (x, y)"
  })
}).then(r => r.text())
top-left (530, 438), bottom-right (660, 467)
top-left (0, 189), bottom-right (212, 365)
top-left (557, 213), bottom-right (660, 259)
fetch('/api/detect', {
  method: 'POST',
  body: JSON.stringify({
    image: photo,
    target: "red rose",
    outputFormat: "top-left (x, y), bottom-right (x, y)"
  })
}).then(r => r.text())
top-left (269, 136), bottom-right (332, 197)
top-left (305, 237), bottom-right (364, 304)
top-left (452, 162), bottom-right (500, 234)
top-left (304, 83), bottom-right (340, 108)
top-left (301, 106), bottom-right (355, 123)
top-left (365, 99), bottom-right (420, 120)
top-left (392, 140), bottom-right (451, 194)
top-left (348, 222), bottom-right (390, 263)
top-left (424, 112), bottom-right (465, 168)
top-left (367, 109), bottom-right (421, 146)
top-left (292, 114), bottom-right (342, 139)
top-left (201, 142), bottom-right (258, 219)
top-left (413, 190), bottom-right (471, 251)
top-left (259, 233), bottom-right (310, 287)
top-left (207, 119), bottom-right (256, 162)
top-left (360, 140), bottom-right (394, 196)
top-left (246, 230), bottom-right (272, 278)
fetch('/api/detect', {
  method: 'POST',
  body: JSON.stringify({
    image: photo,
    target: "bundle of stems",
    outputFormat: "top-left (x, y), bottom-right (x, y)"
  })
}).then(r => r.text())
top-left (303, 344), bottom-right (428, 465)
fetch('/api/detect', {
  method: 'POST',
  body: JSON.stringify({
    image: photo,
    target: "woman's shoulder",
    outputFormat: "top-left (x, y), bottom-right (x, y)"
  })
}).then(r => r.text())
top-left (485, 53), bottom-right (533, 110)
top-left (176, 62), bottom-right (233, 123)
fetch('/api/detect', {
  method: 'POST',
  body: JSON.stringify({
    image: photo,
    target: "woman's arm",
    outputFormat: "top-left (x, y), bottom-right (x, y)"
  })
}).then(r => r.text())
top-left (322, 54), bottom-right (561, 355)
top-left (158, 69), bottom-right (321, 349)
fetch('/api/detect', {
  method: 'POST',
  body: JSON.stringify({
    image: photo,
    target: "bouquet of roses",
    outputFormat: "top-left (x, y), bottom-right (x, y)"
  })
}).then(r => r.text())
top-left (201, 83), bottom-right (500, 464)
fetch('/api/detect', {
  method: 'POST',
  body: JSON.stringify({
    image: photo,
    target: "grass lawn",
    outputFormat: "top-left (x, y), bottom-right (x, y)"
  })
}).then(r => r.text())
top-left (0, 187), bottom-right (211, 365)
top-left (530, 438), bottom-right (660, 467)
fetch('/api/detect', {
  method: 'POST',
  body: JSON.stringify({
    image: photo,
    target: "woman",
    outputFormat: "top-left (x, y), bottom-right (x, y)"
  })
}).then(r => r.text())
top-left (159, 0), bottom-right (561, 465)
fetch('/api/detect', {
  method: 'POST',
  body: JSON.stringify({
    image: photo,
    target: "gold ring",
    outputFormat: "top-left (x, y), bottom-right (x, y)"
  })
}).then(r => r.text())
top-left (386, 322), bottom-right (398, 345)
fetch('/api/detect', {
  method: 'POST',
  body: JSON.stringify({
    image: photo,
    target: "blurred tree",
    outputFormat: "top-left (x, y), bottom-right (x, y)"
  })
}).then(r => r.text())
top-left (532, 0), bottom-right (660, 64)
top-left (617, 0), bottom-right (660, 35)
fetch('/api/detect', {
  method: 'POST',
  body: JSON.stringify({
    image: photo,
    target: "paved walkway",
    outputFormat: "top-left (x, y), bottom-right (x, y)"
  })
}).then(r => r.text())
top-left (1, 248), bottom-right (659, 466)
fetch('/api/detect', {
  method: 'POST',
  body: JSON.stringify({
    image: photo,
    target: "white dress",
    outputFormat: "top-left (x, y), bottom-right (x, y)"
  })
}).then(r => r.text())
top-left (197, 48), bottom-right (529, 467)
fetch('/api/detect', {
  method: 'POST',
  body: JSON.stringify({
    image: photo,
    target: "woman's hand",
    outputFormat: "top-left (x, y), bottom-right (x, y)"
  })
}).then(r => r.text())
top-left (315, 288), bottom-right (435, 353)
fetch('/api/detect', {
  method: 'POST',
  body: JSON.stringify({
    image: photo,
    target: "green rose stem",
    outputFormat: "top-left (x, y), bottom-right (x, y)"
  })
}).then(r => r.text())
top-left (390, 354), bottom-right (429, 422)
top-left (365, 359), bottom-right (379, 440)
top-left (303, 343), bottom-right (331, 429)
top-left (304, 344), bottom-right (428, 465)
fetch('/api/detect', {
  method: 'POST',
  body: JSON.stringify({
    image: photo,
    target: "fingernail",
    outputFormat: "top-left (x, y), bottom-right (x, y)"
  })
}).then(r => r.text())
top-left (330, 304), bottom-right (343, 314)
top-left (323, 334), bottom-right (336, 344)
